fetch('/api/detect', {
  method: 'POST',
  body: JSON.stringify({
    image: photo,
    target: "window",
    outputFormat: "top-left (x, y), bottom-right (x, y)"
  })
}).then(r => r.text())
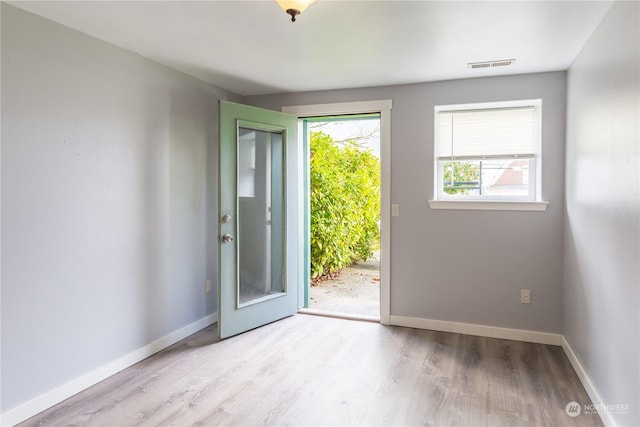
top-left (430, 99), bottom-right (547, 211)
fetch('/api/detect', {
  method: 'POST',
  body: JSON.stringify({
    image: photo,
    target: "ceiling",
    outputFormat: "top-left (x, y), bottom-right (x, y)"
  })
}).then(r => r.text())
top-left (9, 0), bottom-right (614, 96)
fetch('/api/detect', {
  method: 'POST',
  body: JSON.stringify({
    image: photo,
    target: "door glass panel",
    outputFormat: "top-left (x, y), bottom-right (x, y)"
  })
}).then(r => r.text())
top-left (237, 127), bottom-right (285, 307)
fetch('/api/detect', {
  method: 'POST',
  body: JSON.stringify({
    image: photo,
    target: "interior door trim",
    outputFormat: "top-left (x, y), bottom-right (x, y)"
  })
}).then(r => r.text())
top-left (282, 100), bottom-right (392, 325)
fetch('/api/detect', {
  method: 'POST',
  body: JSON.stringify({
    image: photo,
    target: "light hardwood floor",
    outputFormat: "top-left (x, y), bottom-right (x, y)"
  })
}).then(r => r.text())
top-left (21, 314), bottom-right (603, 426)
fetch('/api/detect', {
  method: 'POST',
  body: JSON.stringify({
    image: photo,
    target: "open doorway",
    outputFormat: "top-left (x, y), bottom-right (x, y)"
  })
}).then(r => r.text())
top-left (283, 100), bottom-right (392, 325)
top-left (304, 115), bottom-right (381, 317)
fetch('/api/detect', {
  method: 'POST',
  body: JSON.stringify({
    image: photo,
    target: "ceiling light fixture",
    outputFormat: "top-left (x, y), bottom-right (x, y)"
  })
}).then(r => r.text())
top-left (276, 0), bottom-right (316, 22)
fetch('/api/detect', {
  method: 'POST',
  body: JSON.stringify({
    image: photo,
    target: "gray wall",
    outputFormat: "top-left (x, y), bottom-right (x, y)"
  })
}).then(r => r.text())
top-left (564, 2), bottom-right (640, 426)
top-left (245, 71), bottom-right (566, 333)
top-left (8, 0), bottom-right (636, 420)
top-left (1, 4), bottom-right (239, 412)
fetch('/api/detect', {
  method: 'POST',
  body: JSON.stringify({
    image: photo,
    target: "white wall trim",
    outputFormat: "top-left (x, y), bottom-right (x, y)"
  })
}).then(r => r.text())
top-left (283, 100), bottom-right (392, 326)
top-left (389, 315), bottom-right (564, 345)
top-left (1, 313), bottom-right (615, 427)
top-left (428, 200), bottom-right (549, 211)
top-left (283, 100), bottom-right (392, 118)
top-left (390, 315), bottom-right (615, 425)
top-left (0, 313), bottom-right (217, 427)
top-left (561, 337), bottom-right (618, 427)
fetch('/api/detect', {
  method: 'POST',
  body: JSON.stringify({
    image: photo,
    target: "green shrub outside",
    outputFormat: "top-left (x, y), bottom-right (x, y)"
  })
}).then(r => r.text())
top-left (310, 131), bottom-right (380, 279)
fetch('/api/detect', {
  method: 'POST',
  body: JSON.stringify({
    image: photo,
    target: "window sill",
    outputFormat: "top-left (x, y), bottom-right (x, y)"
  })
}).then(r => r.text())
top-left (428, 200), bottom-right (548, 211)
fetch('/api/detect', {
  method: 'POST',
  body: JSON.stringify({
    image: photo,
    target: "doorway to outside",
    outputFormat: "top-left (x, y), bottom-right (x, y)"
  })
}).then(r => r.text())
top-left (283, 100), bottom-right (391, 325)
top-left (303, 114), bottom-right (381, 318)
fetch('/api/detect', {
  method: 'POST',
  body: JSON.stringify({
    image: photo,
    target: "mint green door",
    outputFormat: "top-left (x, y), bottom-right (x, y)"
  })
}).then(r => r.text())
top-left (218, 101), bottom-right (299, 339)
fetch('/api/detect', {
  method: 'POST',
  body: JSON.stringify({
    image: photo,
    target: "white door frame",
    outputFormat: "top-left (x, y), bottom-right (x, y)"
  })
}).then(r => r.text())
top-left (283, 100), bottom-right (392, 325)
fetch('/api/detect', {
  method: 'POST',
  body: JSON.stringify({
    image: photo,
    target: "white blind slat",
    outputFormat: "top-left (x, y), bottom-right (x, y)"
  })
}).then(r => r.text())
top-left (438, 107), bottom-right (537, 159)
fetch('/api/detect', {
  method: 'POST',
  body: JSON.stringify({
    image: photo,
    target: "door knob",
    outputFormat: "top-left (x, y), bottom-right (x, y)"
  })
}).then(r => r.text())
top-left (221, 234), bottom-right (234, 243)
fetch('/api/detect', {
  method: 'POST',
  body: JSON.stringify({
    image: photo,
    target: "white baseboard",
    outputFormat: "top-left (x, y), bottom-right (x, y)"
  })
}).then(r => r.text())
top-left (389, 315), bottom-right (616, 426)
top-left (1, 313), bottom-right (217, 427)
top-left (389, 315), bottom-right (564, 345)
top-left (1, 314), bottom-right (616, 427)
top-left (561, 337), bottom-right (618, 427)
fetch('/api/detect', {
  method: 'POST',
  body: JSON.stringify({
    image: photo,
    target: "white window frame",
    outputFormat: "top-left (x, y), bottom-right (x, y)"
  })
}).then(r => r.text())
top-left (429, 99), bottom-right (548, 211)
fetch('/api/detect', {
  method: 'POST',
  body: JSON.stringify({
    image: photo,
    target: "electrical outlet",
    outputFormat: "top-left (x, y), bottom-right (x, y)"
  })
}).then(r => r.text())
top-left (205, 279), bottom-right (212, 293)
top-left (521, 289), bottom-right (531, 304)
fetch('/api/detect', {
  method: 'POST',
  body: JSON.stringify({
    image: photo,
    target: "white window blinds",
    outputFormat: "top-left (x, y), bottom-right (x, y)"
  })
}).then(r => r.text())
top-left (437, 106), bottom-right (538, 160)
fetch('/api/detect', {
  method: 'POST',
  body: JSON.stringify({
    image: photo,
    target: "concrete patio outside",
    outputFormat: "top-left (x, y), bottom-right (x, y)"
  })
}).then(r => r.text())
top-left (309, 251), bottom-right (380, 317)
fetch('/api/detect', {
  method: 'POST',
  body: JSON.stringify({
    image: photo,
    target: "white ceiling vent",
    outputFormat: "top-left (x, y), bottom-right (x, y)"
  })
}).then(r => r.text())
top-left (468, 59), bottom-right (516, 69)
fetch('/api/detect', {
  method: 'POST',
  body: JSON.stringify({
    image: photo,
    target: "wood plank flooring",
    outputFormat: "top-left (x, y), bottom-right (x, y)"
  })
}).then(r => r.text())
top-left (20, 314), bottom-right (603, 426)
